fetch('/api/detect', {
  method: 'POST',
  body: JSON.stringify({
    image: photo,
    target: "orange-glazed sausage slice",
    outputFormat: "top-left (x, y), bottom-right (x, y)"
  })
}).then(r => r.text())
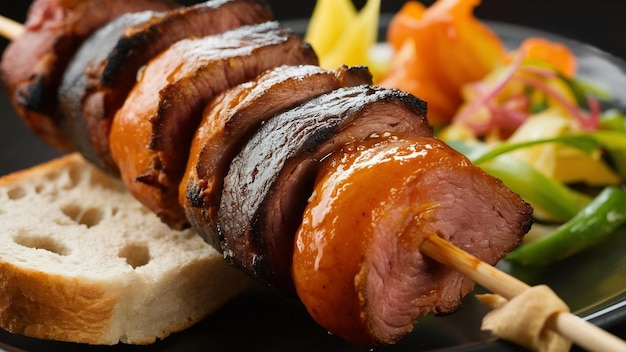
top-left (109, 21), bottom-right (317, 229)
top-left (292, 135), bottom-right (532, 347)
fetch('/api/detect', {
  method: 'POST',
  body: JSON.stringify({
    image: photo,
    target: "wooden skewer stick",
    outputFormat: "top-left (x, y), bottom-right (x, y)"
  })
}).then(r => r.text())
top-left (420, 233), bottom-right (626, 352)
top-left (0, 15), bottom-right (24, 40)
top-left (1, 9), bottom-right (625, 352)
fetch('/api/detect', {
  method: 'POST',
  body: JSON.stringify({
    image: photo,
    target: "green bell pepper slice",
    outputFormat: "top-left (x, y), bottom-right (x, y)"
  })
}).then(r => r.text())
top-left (505, 186), bottom-right (626, 266)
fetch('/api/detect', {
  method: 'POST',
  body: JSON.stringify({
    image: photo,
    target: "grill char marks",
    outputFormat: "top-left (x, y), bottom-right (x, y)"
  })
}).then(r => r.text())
top-left (219, 85), bottom-right (433, 293)
top-left (109, 21), bottom-right (318, 230)
top-left (58, 0), bottom-right (274, 175)
top-left (182, 64), bottom-right (373, 249)
top-left (0, 0), bottom-right (180, 151)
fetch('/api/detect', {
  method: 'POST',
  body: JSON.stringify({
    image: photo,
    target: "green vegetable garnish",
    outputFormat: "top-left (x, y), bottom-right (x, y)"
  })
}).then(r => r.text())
top-left (506, 186), bottom-right (626, 266)
top-left (450, 140), bottom-right (591, 222)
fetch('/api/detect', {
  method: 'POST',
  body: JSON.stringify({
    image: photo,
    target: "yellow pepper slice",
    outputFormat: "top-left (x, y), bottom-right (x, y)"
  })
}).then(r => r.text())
top-left (305, 0), bottom-right (357, 59)
top-left (305, 0), bottom-right (384, 79)
top-left (317, 0), bottom-right (381, 72)
top-left (508, 112), bottom-right (621, 186)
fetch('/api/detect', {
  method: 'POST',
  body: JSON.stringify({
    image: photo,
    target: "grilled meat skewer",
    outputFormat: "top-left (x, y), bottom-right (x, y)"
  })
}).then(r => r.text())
top-left (0, 0), bottom-right (534, 347)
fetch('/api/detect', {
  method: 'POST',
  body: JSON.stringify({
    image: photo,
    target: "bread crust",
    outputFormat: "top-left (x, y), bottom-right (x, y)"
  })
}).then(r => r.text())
top-left (0, 152), bottom-right (86, 185)
top-left (0, 265), bottom-right (120, 344)
top-left (0, 153), bottom-right (253, 345)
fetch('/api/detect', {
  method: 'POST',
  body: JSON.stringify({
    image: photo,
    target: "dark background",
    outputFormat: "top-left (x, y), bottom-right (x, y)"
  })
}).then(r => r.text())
top-left (2, 1), bottom-right (626, 60)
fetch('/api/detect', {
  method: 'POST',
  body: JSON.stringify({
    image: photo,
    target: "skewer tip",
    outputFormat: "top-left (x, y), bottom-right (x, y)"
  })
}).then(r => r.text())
top-left (420, 233), bottom-right (626, 352)
top-left (0, 15), bottom-right (24, 41)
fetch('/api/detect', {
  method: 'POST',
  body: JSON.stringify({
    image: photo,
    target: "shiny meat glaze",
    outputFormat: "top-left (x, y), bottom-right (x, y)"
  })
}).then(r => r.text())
top-left (219, 85), bottom-right (433, 293)
top-left (182, 64), bottom-right (373, 249)
top-left (0, 0), bottom-right (179, 151)
top-left (109, 21), bottom-right (318, 230)
top-left (58, 0), bottom-right (273, 175)
top-left (292, 136), bottom-right (533, 347)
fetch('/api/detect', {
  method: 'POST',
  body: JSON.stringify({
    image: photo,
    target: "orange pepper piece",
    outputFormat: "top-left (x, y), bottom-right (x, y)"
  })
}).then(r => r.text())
top-left (381, 40), bottom-right (458, 122)
top-left (517, 37), bottom-right (577, 77)
top-left (386, 1), bottom-right (427, 48)
top-left (380, 0), bottom-right (506, 125)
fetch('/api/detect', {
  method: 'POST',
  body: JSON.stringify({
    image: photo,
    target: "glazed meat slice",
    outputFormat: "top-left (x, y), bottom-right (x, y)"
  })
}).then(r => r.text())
top-left (0, 0), bottom-right (179, 151)
top-left (292, 135), bottom-right (533, 347)
top-left (58, 0), bottom-right (273, 175)
top-left (109, 21), bottom-right (318, 230)
top-left (219, 85), bottom-right (433, 293)
top-left (182, 64), bottom-right (373, 249)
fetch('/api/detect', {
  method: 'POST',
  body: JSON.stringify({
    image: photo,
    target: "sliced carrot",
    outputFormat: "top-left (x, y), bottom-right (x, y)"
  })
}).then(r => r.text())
top-left (518, 37), bottom-right (577, 78)
top-left (386, 1), bottom-right (427, 49)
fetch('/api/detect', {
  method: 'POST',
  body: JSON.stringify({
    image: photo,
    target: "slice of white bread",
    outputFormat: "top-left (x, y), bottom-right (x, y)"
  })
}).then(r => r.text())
top-left (0, 153), bottom-right (253, 345)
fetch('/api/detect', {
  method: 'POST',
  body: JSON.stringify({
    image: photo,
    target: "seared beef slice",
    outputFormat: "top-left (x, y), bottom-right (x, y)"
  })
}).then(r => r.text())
top-left (58, 0), bottom-right (273, 174)
top-left (219, 85), bottom-right (433, 293)
top-left (183, 64), bottom-right (373, 248)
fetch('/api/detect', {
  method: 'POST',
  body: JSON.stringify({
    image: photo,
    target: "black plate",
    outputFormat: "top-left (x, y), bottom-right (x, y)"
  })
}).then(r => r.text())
top-left (0, 18), bottom-right (625, 352)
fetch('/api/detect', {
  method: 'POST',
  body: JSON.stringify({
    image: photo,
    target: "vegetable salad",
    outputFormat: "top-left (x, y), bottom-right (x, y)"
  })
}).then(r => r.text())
top-left (305, 0), bottom-right (626, 266)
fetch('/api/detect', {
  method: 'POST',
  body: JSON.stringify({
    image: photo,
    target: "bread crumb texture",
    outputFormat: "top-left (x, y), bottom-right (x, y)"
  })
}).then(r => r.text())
top-left (0, 154), bottom-right (253, 345)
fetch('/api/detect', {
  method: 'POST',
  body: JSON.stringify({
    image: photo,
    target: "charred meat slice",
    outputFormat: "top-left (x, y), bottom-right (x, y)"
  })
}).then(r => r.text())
top-left (58, 0), bottom-right (273, 175)
top-left (0, 0), bottom-right (180, 151)
top-left (292, 135), bottom-right (533, 347)
top-left (182, 64), bottom-right (373, 249)
top-left (109, 21), bottom-right (318, 230)
top-left (219, 85), bottom-right (433, 293)
top-left (58, 10), bottom-right (162, 171)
